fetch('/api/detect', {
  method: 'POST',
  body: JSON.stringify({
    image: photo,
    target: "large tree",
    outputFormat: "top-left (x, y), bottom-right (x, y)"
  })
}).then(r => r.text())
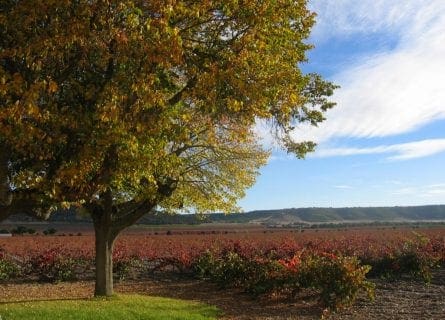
top-left (0, 0), bottom-right (336, 296)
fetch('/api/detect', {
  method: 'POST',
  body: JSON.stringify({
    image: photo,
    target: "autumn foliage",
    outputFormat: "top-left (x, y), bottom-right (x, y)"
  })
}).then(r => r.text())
top-left (1, 0), bottom-right (338, 296)
top-left (1, 228), bottom-right (444, 310)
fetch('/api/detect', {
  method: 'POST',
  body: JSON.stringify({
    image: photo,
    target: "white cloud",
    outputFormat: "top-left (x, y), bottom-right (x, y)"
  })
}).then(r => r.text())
top-left (387, 140), bottom-right (445, 160)
top-left (289, 1), bottom-right (445, 147)
top-left (313, 139), bottom-right (445, 161)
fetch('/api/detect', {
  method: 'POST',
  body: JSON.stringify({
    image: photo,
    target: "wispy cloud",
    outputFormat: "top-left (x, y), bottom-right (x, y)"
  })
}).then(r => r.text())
top-left (392, 183), bottom-right (445, 198)
top-left (386, 180), bottom-right (403, 185)
top-left (333, 185), bottom-right (354, 189)
top-left (392, 187), bottom-right (417, 196)
top-left (426, 188), bottom-right (445, 195)
top-left (309, 1), bottom-right (433, 42)
top-left (427, 183), bottom-right (445, 189)
top-left (288, 1), bottom-right (445, 150)
top-left (313, 139), bottom-right (445, 160)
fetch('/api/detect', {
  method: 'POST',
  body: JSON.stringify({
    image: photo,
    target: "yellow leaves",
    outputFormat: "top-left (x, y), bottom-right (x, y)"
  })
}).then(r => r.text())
top-left (181, 113), bottom-right (192, 122)
top-left (60, 201), bottom-right (70, 210)
top-left (227, 98), bottom-right (244, 112)
top-left (27, 103), bottom-right (40, 118)
top-left (99, 101), bottom-right (120, 124)
top-left (289, 92), bottom-right (300, 105)
top-left (126, 13), bottom-right (140, 28)
top-left (0, 0), bottom-right (334, 214)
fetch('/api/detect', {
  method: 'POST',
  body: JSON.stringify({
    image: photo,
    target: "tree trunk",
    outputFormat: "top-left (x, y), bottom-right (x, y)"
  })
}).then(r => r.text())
top-left (94, 219), bottom-right (118, 296)
top-left (0, 148), bottom-right (12, 208)
top-left (91, 190), bottom-right (156, 296)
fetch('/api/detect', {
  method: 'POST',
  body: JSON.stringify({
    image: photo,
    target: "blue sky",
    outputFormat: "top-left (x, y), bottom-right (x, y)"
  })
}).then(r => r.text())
top-left (239, 0), bottom-right (445, 211)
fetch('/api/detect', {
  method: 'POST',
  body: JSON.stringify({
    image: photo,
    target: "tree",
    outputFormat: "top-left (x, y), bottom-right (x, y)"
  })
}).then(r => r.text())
top-left (0, 0), bottom-right (337, 296)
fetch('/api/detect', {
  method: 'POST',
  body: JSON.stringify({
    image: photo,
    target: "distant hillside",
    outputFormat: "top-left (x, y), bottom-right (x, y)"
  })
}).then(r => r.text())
top-left (205, 205), bottom-right (445, 225)
top-left (3, 205), bottom-right (445, 226)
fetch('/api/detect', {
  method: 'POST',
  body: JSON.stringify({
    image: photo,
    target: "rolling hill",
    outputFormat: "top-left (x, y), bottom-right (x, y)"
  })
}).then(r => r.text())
top-left (3, 205), bottom-right (445, 226)
top-left (205, 205), bottom-right (445, 225)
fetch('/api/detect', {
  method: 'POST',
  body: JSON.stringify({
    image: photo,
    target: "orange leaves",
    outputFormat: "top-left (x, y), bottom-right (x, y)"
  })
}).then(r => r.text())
top-left (47, 80), bottom-right (58, 94)
top-left (115, 31), bottom-right (129, 45)
top-left (278, 253), bottom-right (302, 272)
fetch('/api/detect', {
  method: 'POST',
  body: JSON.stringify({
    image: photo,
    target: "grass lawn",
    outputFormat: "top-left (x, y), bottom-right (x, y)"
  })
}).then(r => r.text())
top-left (0, 294), bottom-right (221, 320)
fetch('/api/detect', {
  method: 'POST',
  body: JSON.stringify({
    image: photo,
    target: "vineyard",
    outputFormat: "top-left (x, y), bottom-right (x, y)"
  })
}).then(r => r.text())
top-left (1, 226), bottom-right (444, 312)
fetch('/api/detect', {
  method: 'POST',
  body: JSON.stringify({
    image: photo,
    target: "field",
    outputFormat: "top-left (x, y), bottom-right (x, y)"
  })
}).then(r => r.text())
top-left (1, 224), bottom-right (445, 319)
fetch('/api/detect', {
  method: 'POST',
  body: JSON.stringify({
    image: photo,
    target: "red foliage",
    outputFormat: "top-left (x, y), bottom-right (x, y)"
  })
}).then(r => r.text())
top-left (0, 227), bottom-right (444, 281)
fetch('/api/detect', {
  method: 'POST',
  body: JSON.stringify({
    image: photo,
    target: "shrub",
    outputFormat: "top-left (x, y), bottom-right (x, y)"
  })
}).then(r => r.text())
top-left (113, 257), bottom-right (142, 281)
top-left (194, 250), bottom-right (374, 310)
top-left (43, 228), bottom-right (57, 236)
top-left (195, 251), bottom-right (248, 288)
top-left (0, 258), bottom-right (21, 280)
top-left (30, 248), bottom-right (78, 282)
top-left (296, 253), bottom-right (374, 309)
top-left (364, 235), bottom-right (439, 283)
top-left (11, 226), bottom-right (29, 235)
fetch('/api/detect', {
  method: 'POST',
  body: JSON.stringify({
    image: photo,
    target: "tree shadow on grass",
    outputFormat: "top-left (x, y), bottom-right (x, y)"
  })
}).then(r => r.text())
top-left (0, 297), bottom-right (88, 305)
top-left (116, 278), bottom-right (325, 320)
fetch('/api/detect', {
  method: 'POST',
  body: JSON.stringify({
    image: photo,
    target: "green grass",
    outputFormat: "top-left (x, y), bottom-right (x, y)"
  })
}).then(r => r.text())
top-left (0, 294), bottom-right (221, 320)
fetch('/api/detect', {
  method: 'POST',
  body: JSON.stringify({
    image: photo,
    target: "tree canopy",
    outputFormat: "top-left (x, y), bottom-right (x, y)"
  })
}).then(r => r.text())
top-left (0, 0), bottom-right (336, 295)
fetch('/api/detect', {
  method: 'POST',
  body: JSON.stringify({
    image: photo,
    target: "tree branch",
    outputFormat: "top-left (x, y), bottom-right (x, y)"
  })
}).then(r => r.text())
top-left (0, 196), bottom-right (52, 221)
top-left (167, 76), bottom-right (197, 106)
top-left (172, 143), bottom-right (215, 156)
top-left (110, 200), bottom-right (156, 235)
